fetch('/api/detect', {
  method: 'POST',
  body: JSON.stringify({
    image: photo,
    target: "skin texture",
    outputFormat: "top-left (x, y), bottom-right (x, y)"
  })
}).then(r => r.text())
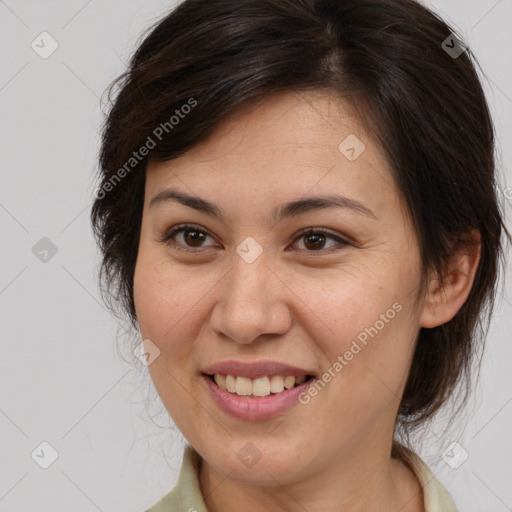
top-left (133, 90), bottom-right (480, 512)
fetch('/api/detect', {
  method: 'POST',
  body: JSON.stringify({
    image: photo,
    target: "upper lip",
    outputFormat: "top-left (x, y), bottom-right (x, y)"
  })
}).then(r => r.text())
top-left (202, 360), bottom-right (316, 379)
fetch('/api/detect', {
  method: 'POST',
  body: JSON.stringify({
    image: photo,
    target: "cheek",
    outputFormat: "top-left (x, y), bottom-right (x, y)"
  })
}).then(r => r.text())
top-left (288, 263), bottom-right (413, 353)
top-left (133, 250), bottom-right (215, 363)
top-left (134, 248), bottom-right (185, 334)
top-left (133, 253), bottom-right (208, 427)
top-left (133, 258), bottom-right (180, 372)
top-left (133, 257), bottom-right (171, 341)
top-left (293, 263), bottom-right (420, 408)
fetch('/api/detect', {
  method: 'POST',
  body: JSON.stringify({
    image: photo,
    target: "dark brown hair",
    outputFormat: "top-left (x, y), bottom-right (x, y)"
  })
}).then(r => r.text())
top-left (90, 0), bottom-right (509, 434)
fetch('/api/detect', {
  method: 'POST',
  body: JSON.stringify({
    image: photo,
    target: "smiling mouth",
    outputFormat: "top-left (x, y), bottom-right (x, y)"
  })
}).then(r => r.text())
top-left (205, 373), bottom-right (314, 398)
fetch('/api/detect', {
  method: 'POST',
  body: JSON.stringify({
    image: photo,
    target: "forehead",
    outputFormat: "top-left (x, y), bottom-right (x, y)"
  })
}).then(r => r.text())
top-left (172, 90), bottom-right (364, 164)
top-left (144, 90), bottom-right (402, 224)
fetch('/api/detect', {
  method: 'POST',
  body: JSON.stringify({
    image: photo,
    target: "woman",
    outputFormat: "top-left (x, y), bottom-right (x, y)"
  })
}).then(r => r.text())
top-left (90, 0), bottom-right (508, 510)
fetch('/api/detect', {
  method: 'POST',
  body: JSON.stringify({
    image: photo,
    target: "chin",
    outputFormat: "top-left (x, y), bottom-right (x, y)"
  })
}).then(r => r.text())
top-left (198, 440), bottom-right (312, 485)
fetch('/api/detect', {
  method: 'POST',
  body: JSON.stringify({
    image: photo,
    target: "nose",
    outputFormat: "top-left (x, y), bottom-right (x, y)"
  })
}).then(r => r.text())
top-left (209, 249), bottom-right (292, 345)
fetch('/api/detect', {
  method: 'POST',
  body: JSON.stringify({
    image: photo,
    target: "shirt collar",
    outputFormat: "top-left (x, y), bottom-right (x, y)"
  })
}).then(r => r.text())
top-left (147, 442), bottom-right (457, 512)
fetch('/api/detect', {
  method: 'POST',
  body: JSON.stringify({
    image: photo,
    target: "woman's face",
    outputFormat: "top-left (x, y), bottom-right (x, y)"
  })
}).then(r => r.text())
top-left (133, 90), bottom-right (427, 484)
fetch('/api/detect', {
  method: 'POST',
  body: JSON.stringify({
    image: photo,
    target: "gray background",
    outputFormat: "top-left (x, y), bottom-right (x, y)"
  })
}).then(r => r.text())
top-left (1, 0), bottom-right (511, 510)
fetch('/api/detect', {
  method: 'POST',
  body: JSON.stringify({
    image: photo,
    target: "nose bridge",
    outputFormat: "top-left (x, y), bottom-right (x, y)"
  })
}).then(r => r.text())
top-left (210, 242), bottom-right (291, 344)
top-left (230, 247), bottom-right (272, 304)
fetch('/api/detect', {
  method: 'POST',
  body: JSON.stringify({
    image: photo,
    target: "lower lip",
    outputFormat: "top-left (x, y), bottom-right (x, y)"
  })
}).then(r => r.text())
top-left (202, 374), bottom-right (314, 421)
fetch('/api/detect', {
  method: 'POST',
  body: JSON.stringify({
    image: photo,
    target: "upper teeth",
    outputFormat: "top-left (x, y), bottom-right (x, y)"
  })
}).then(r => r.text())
top-left (213, 374), bottom-right (307, 397)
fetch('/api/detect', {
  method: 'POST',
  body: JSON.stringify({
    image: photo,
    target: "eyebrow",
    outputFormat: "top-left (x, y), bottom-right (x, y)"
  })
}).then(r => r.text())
top-left (149, 187), bottom-right (377, 222)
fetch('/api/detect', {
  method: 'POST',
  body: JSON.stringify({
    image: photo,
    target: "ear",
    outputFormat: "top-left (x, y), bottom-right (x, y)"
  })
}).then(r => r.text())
top-left (420, 230), bottom-right (481, 328)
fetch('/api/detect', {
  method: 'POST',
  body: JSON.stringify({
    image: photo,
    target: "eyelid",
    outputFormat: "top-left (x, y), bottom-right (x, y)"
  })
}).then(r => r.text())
top-left (160, 223), bottom-right (218, 252)
top-left (160, 223), bottom-right (352, 253)
top-left (293, 227), bottom-right (350, 246)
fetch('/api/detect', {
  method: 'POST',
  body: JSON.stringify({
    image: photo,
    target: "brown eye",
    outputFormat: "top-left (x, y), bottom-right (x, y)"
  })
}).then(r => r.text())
top-left (162, 224), bottom-right (215, 252)
top-left (162, 224), bottom-right (349, 254)
top-left (182, 228), bottom-right (207, 247)
top-left (292, 228), bottom-right (349, 252)
top-left (303, 232), bottom-right (327, 250)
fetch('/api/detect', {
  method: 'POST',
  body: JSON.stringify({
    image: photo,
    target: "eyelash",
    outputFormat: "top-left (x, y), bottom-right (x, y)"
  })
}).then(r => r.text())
top-left (160, 223), bottom-right (350, 254)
